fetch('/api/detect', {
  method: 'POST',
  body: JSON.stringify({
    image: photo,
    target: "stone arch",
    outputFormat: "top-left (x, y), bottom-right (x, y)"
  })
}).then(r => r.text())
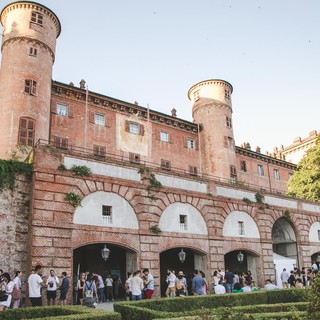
top-left (309, 221), bottom-right (320, 242)
top-left (159, 202), bottom-right (208, 234)
top-left (222, 210), bottom-right (260, 238)
top-left (73, 191), bottom-right (139, 229)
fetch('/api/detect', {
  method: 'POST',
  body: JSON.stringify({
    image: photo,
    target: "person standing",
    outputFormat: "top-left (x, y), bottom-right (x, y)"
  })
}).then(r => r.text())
top-left (280, 268), bottom-right (290, 288)
top-left (224, 269), bottom-right (234, 293)
top-left (77, 273), bottom-right (86, 305)
top-left (28, 265), bottom-right (46, 307)
top-left (165, 269), bottom-right (176, 298)
top-left (59, 272), bottom-right (70, 305)
top-left (192, 270), bottom-right (204, 295)
top-left (0, 273), bottom-right (14, 311)
top-left (142, 268), bottom-right (154, 299)
top-left (105, 274), bottom-right (114, 302)
top-left (12, 270), bottom-right (22, 309)
top-left (96, 274), bottom-right (105, 302)
top-left (130, 270), bottom-right (144, 301)
top-left (46, 269), bottom-right (59, 306)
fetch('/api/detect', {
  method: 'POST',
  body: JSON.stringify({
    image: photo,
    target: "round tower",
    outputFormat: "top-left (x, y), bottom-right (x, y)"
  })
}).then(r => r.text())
top-left (188, 79), bottom-right (237, 181)
top-left (0, 1), bottom-right (60, 159)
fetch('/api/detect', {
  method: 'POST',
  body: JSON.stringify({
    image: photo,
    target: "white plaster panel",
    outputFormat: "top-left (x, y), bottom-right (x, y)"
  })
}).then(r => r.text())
top-left (64, 157), bottom-right (140, 182)
top-left (309, 222), bottom-right (320, 242)
top-left (73, 191), bottom-right (138, 229)
top-left (216, 186), bottom-right (255, 201)
top-left (154, 174), bottom-right (207, 193)
top-left (159, 203), bottom-right (208, 235)
top-left (116, 114), bottom-right (149, 156)
top-left (264, 196), bottom-right (297, 209)
top-left (303, 203), bottom-right (320, 213)
top-left (223, 211), bottom-right (260, 238)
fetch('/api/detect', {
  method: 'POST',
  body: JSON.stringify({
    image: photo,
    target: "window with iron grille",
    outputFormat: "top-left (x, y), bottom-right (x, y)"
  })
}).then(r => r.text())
top-left (53, 136), bottom-right (68, 150)
top-left (93, 145), bottom-right (106, 157)
top-left (180, 215), bottom-right (188, 230)
top-left (161, 159), bottom-right (171, 171)
top-left (238, 221), bottom-right (244, 235)
top-left (24, 79), bottom-right (37, 95)
top-left (31, 11), bottom-right (43, 25)
top-left (240, 160), bottom-right (247, 172)
top-left (18, 117), bottom-right (35, 146)
top-left (102, 205), bottom-right (112, 224)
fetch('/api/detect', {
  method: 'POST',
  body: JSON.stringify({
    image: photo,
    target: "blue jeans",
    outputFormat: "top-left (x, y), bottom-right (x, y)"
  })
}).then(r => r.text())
top-left (132, 294), bottom-right (142, 301)
top-left (226, 283), bottom-right (234, 293)
top-left (97, 287), bottom-right (105, 302)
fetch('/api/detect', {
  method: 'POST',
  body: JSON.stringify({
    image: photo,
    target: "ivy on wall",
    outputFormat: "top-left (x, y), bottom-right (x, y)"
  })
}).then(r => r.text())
top-left (0, 160), bottom-right (32, 191)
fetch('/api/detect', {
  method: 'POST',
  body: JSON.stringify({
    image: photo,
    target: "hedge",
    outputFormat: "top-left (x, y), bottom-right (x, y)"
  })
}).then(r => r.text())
top-left (113, 288), bottom-right (310, 320)
top-left (0, 306), bottom-right (121, 320)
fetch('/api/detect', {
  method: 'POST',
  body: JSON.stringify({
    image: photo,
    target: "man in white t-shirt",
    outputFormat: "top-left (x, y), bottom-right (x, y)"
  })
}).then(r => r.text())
top-left (46, 269), bottom-right (59, 305)
top-left (130, 270), bottom-right (144, 301)
top-left (280, 268), bottom-right (290, 288)
top-left (28, 265), bottom-right (46, 306)
top-left (214, 280), bottom-right (226, 294)
top-left (165, 269), bottom-right (176, 298)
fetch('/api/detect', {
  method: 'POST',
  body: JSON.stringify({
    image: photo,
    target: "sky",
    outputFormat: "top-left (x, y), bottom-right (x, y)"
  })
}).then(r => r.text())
top-left (1, 0), bottom-right (319, 153)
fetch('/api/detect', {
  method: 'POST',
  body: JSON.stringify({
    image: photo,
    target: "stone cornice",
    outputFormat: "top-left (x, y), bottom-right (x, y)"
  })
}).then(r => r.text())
top-left (236, 146), bottom-right (297, 170)
top-left (0, 1), bottom-right (61, 38)
top-left (1, 36), bottom-right (55, 61)
top-left (52, 81), bottom-right (200, 133)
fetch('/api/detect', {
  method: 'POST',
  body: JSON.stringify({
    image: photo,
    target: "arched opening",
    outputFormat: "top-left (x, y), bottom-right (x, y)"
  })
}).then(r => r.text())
top-left (272, 218), bottom-right (297, 260)
top-left (160, 248), bottom-right (207, 296)
top-left (224, 250), bottom-right (260, 282)
top-left (73, 243), bottom-right (136, 303)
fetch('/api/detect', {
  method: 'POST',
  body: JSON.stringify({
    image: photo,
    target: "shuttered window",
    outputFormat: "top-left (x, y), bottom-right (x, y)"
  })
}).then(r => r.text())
top-left (18, 117), bottom-right (35, 146)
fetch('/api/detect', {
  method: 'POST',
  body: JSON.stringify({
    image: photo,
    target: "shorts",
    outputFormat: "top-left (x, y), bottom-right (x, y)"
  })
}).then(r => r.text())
top-left (60, 291), bottom-right (67, 300)
top-left (47, 290), bottom-right (57, 300)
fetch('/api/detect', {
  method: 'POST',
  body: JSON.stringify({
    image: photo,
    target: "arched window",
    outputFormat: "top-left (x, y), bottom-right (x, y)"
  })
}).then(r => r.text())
top-left (18, 117), bottom-right (35, 146)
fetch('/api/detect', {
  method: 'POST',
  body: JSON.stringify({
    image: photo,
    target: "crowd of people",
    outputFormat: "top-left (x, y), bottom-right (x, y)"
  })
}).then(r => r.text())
top-left (0, 263), bottom-right (318, 311)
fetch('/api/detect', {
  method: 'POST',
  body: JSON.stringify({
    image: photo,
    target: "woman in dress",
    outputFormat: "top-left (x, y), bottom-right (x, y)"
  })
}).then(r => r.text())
top-left (0, 273), bottom-right (14, 311)
top-left (77, 273), bottom-right (86, 305)
top-left (12, 270), bottom-right (22, 309)
top-left (199, 271), bottom-right (208, 295)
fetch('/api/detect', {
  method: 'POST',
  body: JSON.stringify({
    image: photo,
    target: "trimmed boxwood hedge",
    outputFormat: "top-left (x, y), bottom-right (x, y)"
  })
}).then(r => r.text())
top-left (0, 306), bottom-right (121, 320)
top-left (113, 288), bottom-right (310, 320)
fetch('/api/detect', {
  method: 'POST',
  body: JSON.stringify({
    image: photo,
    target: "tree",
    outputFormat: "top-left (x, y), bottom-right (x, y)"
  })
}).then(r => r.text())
top-left (287, 136), bottom-right (320, 202)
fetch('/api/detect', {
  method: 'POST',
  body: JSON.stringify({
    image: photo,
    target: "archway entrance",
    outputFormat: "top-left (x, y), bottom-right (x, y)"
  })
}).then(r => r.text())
top-left (272, 218), bottom-right (297, 261)
top-left (224, 250), bottom-right (259, 281)
top-left (73, 243), bottom-right (136, 301)
top-left (160, 248), bottom-right (207, 296)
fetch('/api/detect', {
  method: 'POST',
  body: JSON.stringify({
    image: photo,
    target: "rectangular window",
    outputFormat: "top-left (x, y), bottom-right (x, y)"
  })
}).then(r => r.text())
top-left (129, 153), bottom-right (140, 164)
top-left (238, 221), bottom-right (244, 235)
top-left (274, 169), bottom-right (280, 180)
top-left (18, 117), bottom-right (35, 146)
top-left (93, 145), bottom-right (106, 157)
top-left (31, 11), bottom-right (43, 25)
top-left (94, 113), bottom-right (105, 126)
top-left (224, 136), bottom-right (234, 149)
top-left (240, 160), bottom-right (247, 172)
top-left (161, 159), bottom-right (171, 171)
top-left (230, 165), bottom-right (237, 183)
top-left (226, 116), bottom-right (232, 128)
top-left (53, 136), bottom-right (68, 150)
top-left (189, 166), bottom-right (198, 176)
top-left (56, 103), bottom-right (69, 117)
top-left (102, 205), bottom-right (112, 224)
top-left (24, 79), bottom-right (37, 95)
top-left (160, 131), bottom-right (169, 142)
top-left (258, 164), bottom-right (264, 176)
top-left (180, 215), bottom-right (188, 230)
top-left (193, 90), bottom-right (200, 101)
top-left (318, 230), bottom-right (320, 241)
top-left (225, 89), bottom-right (230, 100)
top-left (187, 138), bottom-right (195, 149)
top-left (29, 47), bottom-right (37, 56)
top-left (125, 120), bottom-right (144, 135)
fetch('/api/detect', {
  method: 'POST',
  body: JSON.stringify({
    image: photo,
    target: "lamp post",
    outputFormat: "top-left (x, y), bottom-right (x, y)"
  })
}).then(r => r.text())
top-left (237, 251), bottom-right (244, 263)
top-left (178, 249), bottom-right (186, 263)
top-left (101, 244), bottom-right (110, 261)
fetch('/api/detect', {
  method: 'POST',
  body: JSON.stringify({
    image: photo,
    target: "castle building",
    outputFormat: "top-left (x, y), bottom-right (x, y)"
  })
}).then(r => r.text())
top-left (1, 1), bottom-right (320, 300)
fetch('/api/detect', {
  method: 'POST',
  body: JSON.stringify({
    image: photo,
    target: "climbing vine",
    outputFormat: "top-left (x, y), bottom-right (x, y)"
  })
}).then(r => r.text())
top-left (0, 159), bottom-right (32, 191)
